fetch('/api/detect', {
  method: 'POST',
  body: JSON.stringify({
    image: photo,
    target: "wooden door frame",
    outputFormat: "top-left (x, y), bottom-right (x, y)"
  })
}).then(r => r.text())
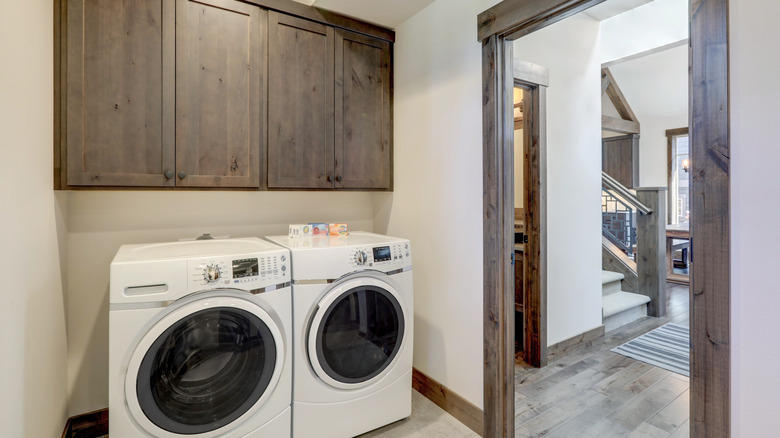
top-left (513, 60), bottom-right (549, 368)
top-left (479, 1), bottom-right (730, 437)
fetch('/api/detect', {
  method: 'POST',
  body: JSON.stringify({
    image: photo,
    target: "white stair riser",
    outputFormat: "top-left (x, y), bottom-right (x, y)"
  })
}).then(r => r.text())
top-left (602, 280), bottom-right (623, 296)
top-left (604, 304), bottom-right (648, 332)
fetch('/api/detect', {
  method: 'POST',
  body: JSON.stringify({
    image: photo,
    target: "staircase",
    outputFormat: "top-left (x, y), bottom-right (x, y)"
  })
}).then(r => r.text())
top-left (602, 270), bottom-right (650, 332)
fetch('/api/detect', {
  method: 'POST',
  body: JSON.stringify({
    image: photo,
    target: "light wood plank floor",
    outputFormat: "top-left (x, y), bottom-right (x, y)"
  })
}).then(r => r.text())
top-left (514, 283), bottom-right (690, 438)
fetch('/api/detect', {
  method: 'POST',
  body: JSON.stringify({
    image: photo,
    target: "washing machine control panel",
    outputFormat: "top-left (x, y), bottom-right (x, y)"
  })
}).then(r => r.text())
top-left (189, 253), bottom-right (289, 289)
top-left (349, 242), bottom-right (411, 269)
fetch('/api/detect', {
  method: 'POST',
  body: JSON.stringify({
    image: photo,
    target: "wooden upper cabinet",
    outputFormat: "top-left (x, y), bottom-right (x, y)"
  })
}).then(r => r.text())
top-left (175, 0), bottom-right (265, 188)
top-left (334, 30), bottom-right (392, 190)
top-left (65, 0), bottom-right (175, 187)
top-left (267, 12), bottom-right (335, 189)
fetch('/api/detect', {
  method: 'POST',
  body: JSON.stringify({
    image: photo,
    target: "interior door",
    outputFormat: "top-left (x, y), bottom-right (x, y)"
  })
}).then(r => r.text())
top-left (308, 278), bottom-right (405, 388)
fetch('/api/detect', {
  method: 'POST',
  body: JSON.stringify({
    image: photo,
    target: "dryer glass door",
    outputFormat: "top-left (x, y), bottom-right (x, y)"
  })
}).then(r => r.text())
top-left (136, 306), bottom-right (277, 435)
top-left (314, 285), bottom-right (404, 385)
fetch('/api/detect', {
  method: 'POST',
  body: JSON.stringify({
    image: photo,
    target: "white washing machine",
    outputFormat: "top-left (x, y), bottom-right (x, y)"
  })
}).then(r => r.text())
top-left (109, 238), bottom-right (292, 438)
top-left (265, 232), bottom-right (413, 438)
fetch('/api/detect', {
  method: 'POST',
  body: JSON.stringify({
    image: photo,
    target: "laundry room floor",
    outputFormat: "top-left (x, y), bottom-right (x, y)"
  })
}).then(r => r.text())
top-left (358, 390), bottom-right (479, 438)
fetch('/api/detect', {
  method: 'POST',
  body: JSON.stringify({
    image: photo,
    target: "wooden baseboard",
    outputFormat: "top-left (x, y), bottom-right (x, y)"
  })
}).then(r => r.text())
top-left (411, 367), bottom-right (484, 436)
top-left (61, 408), bottom-right (108, 438)
top-left (547, 325), bottom-right (605, 363)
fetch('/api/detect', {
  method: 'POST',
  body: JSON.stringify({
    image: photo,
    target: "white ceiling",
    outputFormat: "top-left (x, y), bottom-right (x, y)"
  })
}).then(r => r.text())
top-left (584, 0), bottom-right (654, 21)
top-left (607, 44), bottom-right (688, 118)
top-left (291, 0), bottom-right (437, 29)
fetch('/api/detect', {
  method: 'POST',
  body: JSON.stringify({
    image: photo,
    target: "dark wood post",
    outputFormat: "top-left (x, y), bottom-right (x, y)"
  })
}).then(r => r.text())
top-left (635, 187), bottom-right (667, 317)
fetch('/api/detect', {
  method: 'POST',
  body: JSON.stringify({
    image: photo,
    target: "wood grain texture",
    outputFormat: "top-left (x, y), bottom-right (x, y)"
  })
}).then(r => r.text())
top-left (690, 0), bottom-right (730, 435)
top-left (521, 84), bottom-right (547, 369)
top-left (61, 408), bottom-right (108, 438)
top-left (482, 34), bottom-right (515, 438)
top-left (477, 0), bottom-right (606, 42)
top-left (602, 236), bottom-right (638, 293)
top-left (240, 0), bottom-right (394, 42)
top-left (175, 0), bottom-right (263, 188)
top-left (267, 12), bottom-right (335, 189)
top-left (334, 29), bottom-right (392, 190)
top-left (546, 324), bottom-right (605, 364)
top-left (412, 368), bottom-right (484, 437)
top-left (602, 134), bottom-right (639, 188)
top-left (602, 115), bottom-right (640, 135)
top-left (636, 188), bottom-right (668, 317)
top-left (602, 67), bottom-right (639, 123)
top-left (65, 0), bottom-right (174, 187)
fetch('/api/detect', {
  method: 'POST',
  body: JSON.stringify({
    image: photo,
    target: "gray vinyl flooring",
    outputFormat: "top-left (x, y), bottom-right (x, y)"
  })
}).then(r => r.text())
top-left (512, 283), bottom-right (691, 438)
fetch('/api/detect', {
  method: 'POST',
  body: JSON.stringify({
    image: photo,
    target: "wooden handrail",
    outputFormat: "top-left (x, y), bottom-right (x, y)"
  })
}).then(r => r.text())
top-left (602, 171), bottom-right (653, 215)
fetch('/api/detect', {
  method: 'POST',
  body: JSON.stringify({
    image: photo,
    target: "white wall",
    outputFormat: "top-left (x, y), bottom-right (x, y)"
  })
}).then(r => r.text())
top-left (373, 0), bottom-right (499, 409)
top-left (67, 192), bottom-right (374, 414)
top-left (730, 0), bottom-right (780, 434)
top-left (513, 14), bottom-right (604, 346)
top-left (607, 45), bottom-right (689, 187)
top-left (0, 0), bottom-right (70, 435)
top-left (600, 0), bottom-right (688, 65)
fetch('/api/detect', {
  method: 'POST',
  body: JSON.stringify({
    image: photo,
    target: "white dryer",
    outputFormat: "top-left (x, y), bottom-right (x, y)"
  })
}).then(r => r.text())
top-left (265, 232), bottom-right (413, 438)
top-left (109, 238), bottom-right (292, 438)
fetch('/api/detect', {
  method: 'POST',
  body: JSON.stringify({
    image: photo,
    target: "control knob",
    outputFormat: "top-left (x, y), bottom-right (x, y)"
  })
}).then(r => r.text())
top-left (355, 250), bottom-right (368, 266)
top-left (204, 263), bottom-right (221, 282)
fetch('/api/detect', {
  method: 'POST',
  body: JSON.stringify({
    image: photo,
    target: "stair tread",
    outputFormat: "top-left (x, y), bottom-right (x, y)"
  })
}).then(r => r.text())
top-left (603, 291), bottom-right (650, 318)
top-left (602, 270), bottom-right (625, 285)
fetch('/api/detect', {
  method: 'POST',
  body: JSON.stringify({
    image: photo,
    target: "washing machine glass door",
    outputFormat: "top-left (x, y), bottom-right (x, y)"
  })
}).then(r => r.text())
top-left (127, 294), bottom-right (283, 437)
top-left (308, 277), bottom-right (406, 389)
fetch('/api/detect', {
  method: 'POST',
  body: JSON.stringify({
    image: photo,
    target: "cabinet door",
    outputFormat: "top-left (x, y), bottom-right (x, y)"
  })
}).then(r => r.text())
top-left (267, 12), bottom-right (335, 189)
top-left (66, 0), bottom-right (175, 186)
top-left (175, 0), bottom-right (264, 188)
top-left (334, 30), bottom-right (392, 190)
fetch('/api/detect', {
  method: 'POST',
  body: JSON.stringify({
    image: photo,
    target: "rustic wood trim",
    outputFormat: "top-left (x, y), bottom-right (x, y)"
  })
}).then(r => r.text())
top-left (480, 0), bottom-right (730, 437)
top-left (666, 127), bottom-right (689, 224)
top-left (636, 188), bottom-right (668, 317)
top-left (690, 0), bottom-right (730, 435)
top-left (521, 83), bottom-right (546, 368)
top-left (602, 115), bottom-right (640, 134)
top-left (240, 0), bottom-right (394, 42)
top-left (602, 67), bottom-right (639, 123)
top-left (477, 0), bottom-right (606, 42)
top-left (546, 325), bottom-right (605, 363)
top-left (513, 59), bottom-right (549, 87)
top-left (602, 236), bottom-right (638, 293)
top-left (412, 368), bottom-right (484, 436)
top-left (481, 33), bottom-right (515, 438)
top-left (53, 0), bottom-right (64, 190)
top-left (61, 408), bottom-right (108, 438)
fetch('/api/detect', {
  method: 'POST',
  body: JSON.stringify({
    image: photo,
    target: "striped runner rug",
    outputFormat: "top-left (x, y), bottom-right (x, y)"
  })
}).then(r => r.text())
top-left (611, 323), bottom-right (690, 377)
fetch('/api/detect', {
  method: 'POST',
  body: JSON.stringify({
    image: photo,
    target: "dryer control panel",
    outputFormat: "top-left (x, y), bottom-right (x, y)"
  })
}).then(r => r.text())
top-left (189, 253), bottom-right (288, 289)
top-left (349, 241), bottom-right (411, 269)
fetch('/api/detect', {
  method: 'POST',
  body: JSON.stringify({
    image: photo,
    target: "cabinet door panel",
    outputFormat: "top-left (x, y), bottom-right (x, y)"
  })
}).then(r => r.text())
top-left (334, 30), bottom-right (391, 190)
top-left (175, 0), bottom-right (264, 188)
top-left (267, 12), bottom-right (334, 189)
top-left (66, 0), bottom-right (175, 186)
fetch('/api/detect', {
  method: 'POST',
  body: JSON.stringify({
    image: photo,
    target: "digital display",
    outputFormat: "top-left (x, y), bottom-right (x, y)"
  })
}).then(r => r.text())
top-left (232, 258), bottom-right (259, 278)
top-left (373, 246), bottom-right (392, 262)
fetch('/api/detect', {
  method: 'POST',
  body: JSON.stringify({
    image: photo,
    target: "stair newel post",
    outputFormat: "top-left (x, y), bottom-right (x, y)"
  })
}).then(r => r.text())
top-left (635, 187), bottom-right (668, 317)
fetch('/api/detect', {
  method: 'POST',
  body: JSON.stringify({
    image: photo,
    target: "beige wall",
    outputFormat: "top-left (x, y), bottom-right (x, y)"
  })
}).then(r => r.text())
top-left (374, 0), bottom-right (500, 409)
top-left (514, 14), bottom-right (604, 346)
top-left (730, 0), bottom-right (780, 434)
top-left (66, 191), bottom-right (374, 414)
top-left (0, 0), bottom-right (70, 435)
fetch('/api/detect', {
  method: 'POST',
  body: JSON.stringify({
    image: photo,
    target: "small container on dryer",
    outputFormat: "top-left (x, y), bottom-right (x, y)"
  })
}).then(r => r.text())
top-left (289, 224), bottom-right (312, 238)
top-left (329, 223), bottom-right (348, 236)
top-left (309, 223), bottom-right (329, 236)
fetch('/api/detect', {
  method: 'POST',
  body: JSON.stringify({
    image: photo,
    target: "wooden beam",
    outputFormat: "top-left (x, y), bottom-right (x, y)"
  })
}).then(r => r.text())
top-left (636, 188), bottom-right (668, 317)
top-left (601, 70), bottom-right (611, 96)
top-left (602, 115), bottom-right (640, 134)
top-left (690, 0), bottom-right (730, 435)
top-left (477, 0), bottom-right (606, 42)
top-left (602, 67), bottom-right (639, 122)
